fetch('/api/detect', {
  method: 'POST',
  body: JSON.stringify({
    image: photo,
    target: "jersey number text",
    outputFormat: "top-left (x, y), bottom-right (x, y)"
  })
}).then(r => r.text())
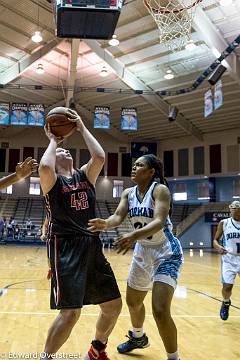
top-left (71, 192), bottom-right (89, 210)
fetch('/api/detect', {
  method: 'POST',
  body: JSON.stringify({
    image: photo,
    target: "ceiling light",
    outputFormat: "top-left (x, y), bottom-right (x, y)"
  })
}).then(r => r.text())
top-left (99, 66), bottom-right (108, 77)
top-left (220, 0), bottom-right (232, 6)
top-left (36, 63), bottom-right (44, 74)
top-left (108, 34), bottom-right (119, 46)
top-left (31, 31), bottom-right (43, 43)
top-left (185, 39), bottom-right (197, 51)
top-left (164, 69), bottom-right (174, 80)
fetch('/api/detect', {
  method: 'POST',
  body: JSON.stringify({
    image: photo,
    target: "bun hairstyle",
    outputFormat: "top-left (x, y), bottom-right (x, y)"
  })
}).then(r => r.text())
top-left (142, 154), bottom-right (172, 216)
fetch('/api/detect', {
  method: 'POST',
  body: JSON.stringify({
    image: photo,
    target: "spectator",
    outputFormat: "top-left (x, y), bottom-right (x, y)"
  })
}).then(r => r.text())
top-left (7, 218), bottom-right (14, 238)
top-left (0, 216), bottom-right (4, 240)
top-left (26, 218), bottom-right (32, 230)
top-left (14, 224), bottom-right (20, 240)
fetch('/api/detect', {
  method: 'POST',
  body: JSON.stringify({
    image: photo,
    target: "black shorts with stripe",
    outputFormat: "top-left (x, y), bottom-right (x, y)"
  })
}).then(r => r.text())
top-left (49, 234), bottom-right (121, 309)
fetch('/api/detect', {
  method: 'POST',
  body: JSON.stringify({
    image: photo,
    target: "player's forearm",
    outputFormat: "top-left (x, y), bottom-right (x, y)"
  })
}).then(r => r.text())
top-left (78, 126), bottom-right (105, 161)
top-left (213, 239), bottom-right (221, 249)
top-left (132, 219), bottom-right (164, 241)
top-left (0, 173), bottom-right (19, 191)
top-left (39, 139), bottom-right (57, 170)
top-left (41, 225), bottom-right (46, 236)
top-left (106, 214), bottom-right (124, 229)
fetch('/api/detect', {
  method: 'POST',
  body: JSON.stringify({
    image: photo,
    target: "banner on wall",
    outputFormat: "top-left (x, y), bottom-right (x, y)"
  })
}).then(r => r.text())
top-left (0, 103), bottom-right (10, 125)
top-left (204, 89), bottom-right (213, 118)
top-left (205, 211), bottom-right (230, 223)
top-left (28, 104), bottom-right (45, 126)
top-left (214, 80), bottom-right (223, 110)
top-left (94, 106), bottom-right (110, 129)
top-left (121, 108), bottom-right (138, 130)
top-left (131, 142), bottom-right (157, 158)
top-left (11, 103), bottom-right (28, 125)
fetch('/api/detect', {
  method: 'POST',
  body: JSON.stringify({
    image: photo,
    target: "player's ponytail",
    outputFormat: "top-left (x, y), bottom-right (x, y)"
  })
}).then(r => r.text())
top-left (142, 154), bottom-right (173, 216)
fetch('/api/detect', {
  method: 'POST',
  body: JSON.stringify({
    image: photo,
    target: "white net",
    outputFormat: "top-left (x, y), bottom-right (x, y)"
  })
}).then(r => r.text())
top-left (144, 0), bottom-right (202, 52)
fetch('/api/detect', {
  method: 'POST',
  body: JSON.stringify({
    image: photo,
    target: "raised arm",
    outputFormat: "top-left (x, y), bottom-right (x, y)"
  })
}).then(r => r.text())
top-left (114, 184), bottom-right (170, 254)
top-left (88, 188), bottom-right (130, 232)
top-left (38, 126), bottom-right (59, 195)
top-left (213, 221), bottom-right (227, 254)
top-left (0, 157), bottom-right (38, 191)
top-left (67, 109), bottom-right (105, 185)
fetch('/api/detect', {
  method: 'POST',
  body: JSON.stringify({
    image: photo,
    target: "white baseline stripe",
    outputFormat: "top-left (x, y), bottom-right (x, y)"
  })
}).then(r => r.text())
top-left (0, 311), bottom-right (240, 318)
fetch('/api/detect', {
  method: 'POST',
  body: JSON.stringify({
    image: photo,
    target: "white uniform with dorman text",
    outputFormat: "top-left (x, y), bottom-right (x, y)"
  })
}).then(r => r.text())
top-left (127, 181), bottom-right (183, 291)
top-left (221, 217), bottom-right (240, 284)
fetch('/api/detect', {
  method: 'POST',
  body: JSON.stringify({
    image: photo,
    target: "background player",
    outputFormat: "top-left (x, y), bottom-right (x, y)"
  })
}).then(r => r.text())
top-left (88, 154), bottom-right (183, 360)
top-left (0, 157), bottom-right (38, 191)
top-left (39, 108), bottom-right (122, 360)
top-left (213, 200), bottom-right (240, 320)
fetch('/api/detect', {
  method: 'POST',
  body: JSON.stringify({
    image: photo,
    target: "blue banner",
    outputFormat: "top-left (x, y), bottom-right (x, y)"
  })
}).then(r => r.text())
top-left (28, 104), bottom-right (45, 126)
top-left (11, 103), bottom-right (28, 125)
top-left (121, 108), bottom-right (138, 130)
top-left (94, 106), bottom-right (110, 129)
top-left (204, 89), bottom-right (213, 118)
top-left (0, 103), bottom-right (9, 125)
top-left (214, 80), bottom-right (223, 110)
top-left (131, 142), bottom-right (157, 158)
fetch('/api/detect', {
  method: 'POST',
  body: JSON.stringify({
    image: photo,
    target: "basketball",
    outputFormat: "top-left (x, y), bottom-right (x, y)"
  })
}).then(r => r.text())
top-left (45, 107), bottom-right (77, 137)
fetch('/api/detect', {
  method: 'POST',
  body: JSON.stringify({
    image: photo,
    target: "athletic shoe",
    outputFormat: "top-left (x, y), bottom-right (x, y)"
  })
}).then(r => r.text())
top-left (220, 300), bottom-right (231, 320)
top-left (117, 331), bottom-right (150, 353)
top-left (84, 344), bottom-right (110, 360)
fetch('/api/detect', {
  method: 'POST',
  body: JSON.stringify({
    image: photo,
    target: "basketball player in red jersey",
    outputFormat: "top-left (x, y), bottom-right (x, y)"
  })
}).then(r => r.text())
top-left (0, 157), bottom-right (38, 191)
top-left (39, 109), bottom-right (121, 360)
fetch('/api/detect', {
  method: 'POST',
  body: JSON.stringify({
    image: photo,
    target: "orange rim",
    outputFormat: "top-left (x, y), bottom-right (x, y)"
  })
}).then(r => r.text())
top-left (143, 0), bottom-right (203, 14)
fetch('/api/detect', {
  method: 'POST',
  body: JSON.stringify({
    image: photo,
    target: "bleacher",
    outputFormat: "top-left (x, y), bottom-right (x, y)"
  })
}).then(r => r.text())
top-left (171, 203), bottom-right (200, 234)
top-left (0, 197), bottom-right (18, 220)
top-left (97, 200), bottom-right (118, 248)
top-left (0, 195), bottom-right (203, 245)
top-left (0, 196), bottom-right (45, 243)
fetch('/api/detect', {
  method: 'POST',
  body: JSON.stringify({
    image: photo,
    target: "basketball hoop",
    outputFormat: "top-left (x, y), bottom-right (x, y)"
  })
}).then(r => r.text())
top-left (143, 0), bottom-right (203, 52)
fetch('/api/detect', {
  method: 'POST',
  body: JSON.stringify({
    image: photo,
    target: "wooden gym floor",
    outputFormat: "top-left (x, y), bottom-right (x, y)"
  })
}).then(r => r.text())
top-left (0, 245), bottom-right (239, 359)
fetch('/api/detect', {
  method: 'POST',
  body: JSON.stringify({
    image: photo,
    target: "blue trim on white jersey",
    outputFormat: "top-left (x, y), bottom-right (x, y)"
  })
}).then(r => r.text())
top-left (155, 226), bottom-right (183, 280)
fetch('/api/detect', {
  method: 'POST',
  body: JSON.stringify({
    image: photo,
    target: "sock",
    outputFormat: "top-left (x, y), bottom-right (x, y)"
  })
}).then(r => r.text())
top-left (223, 298), bottom-right (230, 303)
top-left (167, 350), bottom-right (179, 359)
top-left (132, 327), bottom-right (144, 338)
top-left (91, 339), bottom-right (106, 352)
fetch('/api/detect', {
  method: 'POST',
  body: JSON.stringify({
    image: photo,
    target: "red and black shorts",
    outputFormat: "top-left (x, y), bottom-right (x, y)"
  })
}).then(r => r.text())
top-left (49, 234), bottom-right (121, 309)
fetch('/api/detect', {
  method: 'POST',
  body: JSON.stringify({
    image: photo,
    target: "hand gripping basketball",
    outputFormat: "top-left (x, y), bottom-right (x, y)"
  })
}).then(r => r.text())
top-left (66, 108), bottom-right (84, 132)
top-left (45, 107), bottom-right (78, 138)
top-left (44, 124), bottom-right (64, 144)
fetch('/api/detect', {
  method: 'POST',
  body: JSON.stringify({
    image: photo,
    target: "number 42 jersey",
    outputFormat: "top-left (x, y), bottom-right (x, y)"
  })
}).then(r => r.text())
top-left (128, 181), bottom-right (173, 246)
top-left (44, 169), bottom-right (97, 236)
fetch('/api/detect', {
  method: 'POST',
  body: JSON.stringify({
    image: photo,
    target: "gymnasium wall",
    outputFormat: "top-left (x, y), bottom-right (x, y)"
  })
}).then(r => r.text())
top-left (167, 175), bottom-right (239, 203)
top-left (0, 127), bottom-right (239, 200)
top-left (159, 128), bottom-right (240, 177)
top-left (178, 216), bottom-right (212, 248)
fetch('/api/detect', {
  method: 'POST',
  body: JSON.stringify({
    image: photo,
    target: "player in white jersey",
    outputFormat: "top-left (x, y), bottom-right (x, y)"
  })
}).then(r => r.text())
top-left (213, 200), bottom-right (240, 320)
top-left (88, 154), bottom-right (183, 360)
